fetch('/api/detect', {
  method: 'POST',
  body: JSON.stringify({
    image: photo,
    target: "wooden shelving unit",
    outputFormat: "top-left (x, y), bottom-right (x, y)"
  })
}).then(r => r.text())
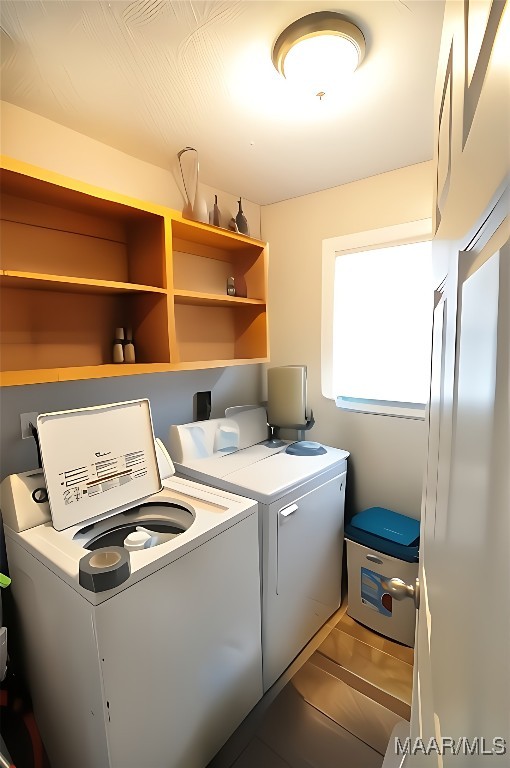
top-left (0, 156), bottom-right (269, 386)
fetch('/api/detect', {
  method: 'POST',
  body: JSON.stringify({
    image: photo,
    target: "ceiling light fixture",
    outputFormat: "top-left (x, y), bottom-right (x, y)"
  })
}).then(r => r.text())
top-left (272, 11), bottom-right (366, 99)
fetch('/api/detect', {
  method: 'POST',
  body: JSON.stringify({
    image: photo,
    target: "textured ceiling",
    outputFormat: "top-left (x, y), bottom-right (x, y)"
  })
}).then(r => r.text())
top-left (0, 1), bottom-right (444, 204)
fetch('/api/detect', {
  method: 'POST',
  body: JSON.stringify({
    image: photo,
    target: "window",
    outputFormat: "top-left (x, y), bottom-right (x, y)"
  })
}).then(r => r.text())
top-left (321, 220), bottom-right (433, 418)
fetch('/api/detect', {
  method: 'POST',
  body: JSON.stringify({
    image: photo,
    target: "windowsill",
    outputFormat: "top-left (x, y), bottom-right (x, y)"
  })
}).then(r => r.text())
top-left (335, 397), bottom-right (426, 420)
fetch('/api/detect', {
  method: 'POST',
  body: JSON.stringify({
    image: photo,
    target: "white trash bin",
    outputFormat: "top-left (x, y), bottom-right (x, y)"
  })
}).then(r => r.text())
top-left (345, 507), bottom-right (419, 647)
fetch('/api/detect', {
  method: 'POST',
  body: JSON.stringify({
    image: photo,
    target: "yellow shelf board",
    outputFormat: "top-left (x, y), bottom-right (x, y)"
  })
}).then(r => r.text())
top-left (0, 358), bottom-right (268, 386)
top-left (171, 216), bottom-right (265, 251)
top-left (0, 369), bottom-right (60, 386)
top-left (56, 364), bottom-right (175, 382)
top-left (0, 364), bottom-right (172, 386)
top-left (0, 271), bottom-right (167, 295)
top-left (1, 155), bottom-right (168, 218)
top-left (171, 358), bottom-right (269, 371)
top-left (173, 289), bottom-right (265, 308)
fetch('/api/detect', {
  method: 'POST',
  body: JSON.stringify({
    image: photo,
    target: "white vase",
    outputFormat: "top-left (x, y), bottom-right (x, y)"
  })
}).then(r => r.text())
top-left (193, 185), bottom-right (209, 224)
top-left (177, 147), bottom-right (198, 220)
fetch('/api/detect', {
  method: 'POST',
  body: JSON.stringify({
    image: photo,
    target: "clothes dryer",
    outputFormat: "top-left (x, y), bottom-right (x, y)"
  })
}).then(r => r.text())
top-left (169, 406), bottom-right (349, 690)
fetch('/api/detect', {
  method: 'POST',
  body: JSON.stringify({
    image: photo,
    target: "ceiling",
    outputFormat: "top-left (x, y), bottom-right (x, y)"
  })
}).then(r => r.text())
top-left (0, 1), bottom-right (444, 205)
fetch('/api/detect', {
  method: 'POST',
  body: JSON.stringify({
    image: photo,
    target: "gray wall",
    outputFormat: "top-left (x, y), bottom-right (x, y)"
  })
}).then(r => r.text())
top-left (0, 366), bottom-right (262, 481)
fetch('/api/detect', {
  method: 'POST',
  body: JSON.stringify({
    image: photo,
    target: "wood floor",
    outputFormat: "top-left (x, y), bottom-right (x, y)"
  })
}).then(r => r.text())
top-left (209, 607), bottom-right (414, 768)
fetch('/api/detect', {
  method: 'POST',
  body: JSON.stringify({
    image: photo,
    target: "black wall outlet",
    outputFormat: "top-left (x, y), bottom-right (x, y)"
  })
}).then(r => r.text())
top-left (194, 391), bottom-right (211, 421)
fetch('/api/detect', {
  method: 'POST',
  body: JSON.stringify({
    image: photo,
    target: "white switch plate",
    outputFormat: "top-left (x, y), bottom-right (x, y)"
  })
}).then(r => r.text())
top-left (20, 412), bottom-right (39, 439)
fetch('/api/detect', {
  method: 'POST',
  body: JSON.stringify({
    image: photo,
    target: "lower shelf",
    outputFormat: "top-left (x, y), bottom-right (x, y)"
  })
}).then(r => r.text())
top-left (0, 358), bottom-right (269, 386)
top-left (174, 303), bottom-right (268, 363)
top-left (0, 277), bottom-right (269, 386)
top-left (0, 284), bottom-right (171, 373)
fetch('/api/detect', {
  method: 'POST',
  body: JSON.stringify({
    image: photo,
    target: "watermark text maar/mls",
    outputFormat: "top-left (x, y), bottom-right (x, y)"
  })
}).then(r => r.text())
top-left (395, 737), bottom-right (507, 757)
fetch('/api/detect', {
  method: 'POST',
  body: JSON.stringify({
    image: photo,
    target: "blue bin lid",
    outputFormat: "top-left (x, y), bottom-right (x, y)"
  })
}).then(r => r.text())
top-left (349, 507), bottom-right (420, 546)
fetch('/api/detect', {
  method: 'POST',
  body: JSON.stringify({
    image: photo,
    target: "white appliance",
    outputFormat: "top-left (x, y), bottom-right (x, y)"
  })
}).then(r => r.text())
top-left (0, 400), bottom-right (262, 768)
top-left (169, 405), bottom-right (349, 691)
top-left (347, 541), bottom-right (419, 647)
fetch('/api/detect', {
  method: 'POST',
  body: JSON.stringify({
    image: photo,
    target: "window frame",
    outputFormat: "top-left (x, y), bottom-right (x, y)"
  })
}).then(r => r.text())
top-left (321, 218), bottom-right (433, 419)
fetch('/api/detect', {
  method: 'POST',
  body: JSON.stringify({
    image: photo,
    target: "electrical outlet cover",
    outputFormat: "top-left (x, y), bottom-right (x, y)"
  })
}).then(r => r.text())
top-left (20, 412), bottom-right (39, 439)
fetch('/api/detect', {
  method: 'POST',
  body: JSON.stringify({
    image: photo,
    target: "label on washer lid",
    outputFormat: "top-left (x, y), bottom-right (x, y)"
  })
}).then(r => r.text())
top-left (37, 400), bottom-right (161, 531)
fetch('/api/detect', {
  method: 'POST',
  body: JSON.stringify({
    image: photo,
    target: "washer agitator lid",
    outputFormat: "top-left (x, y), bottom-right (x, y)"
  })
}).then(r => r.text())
top-left (37, 400), bottom-right (161, 532)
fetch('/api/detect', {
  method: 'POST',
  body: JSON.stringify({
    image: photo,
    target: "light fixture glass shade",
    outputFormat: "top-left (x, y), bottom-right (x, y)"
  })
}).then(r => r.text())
top-left (283, 35), bottom-right (360, 95)
top-left (272, 11), bottom-right (365, 97)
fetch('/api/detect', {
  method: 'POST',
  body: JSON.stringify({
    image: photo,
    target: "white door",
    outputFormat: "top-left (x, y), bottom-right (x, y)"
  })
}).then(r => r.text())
top-left (410, 217), bottom-right (509, 766)
top-left (387, 1), bottom-right (510, 764)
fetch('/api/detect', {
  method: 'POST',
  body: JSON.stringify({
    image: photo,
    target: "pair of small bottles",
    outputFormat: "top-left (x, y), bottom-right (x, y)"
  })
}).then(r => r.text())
top-left (212, 195), bottom-right (249, 236)
top-left (113, 327), bottom-right (135, 364)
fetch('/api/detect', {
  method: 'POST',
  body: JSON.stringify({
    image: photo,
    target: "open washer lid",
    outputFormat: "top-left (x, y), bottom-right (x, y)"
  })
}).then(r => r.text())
top-left (37, 400), bottom-right (161, 531)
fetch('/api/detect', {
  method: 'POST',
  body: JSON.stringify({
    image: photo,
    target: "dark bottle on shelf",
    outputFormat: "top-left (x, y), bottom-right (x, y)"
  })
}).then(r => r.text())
top-left (235, 198), bottom-right (249, 236)
top-left (212, 195), bottom-right (221, 227)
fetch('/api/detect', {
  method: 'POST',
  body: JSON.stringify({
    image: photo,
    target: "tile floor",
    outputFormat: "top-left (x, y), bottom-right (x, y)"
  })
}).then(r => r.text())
top-left (209, 606), bottom-right (414, 768)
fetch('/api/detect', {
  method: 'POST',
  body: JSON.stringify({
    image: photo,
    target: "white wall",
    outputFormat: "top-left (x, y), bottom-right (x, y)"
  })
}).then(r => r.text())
top-left (0, 101), bottom-right (261, 238)
top-left (0, 102), bottom-right (263, 481)
top-left (261, 162), bottom-right (434, 519)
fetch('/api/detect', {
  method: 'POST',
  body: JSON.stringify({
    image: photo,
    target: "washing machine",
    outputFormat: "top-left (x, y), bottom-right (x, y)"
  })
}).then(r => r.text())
top-left (0, 400), bottom-right (263, 768)
top-left (169, 406), bottom-right (349, 691)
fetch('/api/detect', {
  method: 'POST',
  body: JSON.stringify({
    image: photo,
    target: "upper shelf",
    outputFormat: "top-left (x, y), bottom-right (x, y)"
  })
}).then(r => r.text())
top-left (0, 271), bottom-right (167, 295)
top-left (171, 216), bottom-right (265, 253)
top-left (0, 155), bottom-right (167, 220)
